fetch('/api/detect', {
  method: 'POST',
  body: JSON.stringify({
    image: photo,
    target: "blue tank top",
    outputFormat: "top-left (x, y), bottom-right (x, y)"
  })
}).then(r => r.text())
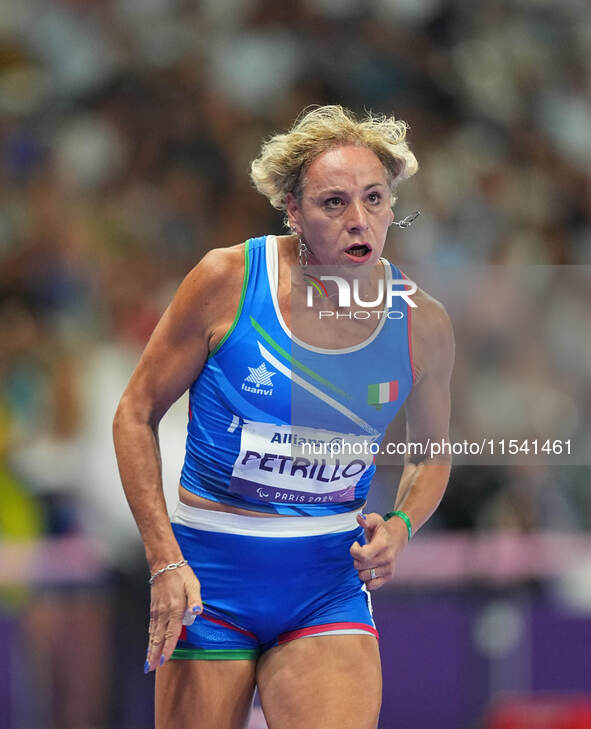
top-left (180, 235), bottom-right (414, 516)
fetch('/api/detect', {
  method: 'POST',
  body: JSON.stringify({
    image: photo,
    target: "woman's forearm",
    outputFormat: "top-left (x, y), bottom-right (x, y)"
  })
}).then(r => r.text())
top-left (391, 460), bottom-right (451, 534)
top-left (113, 400), bottom-right (183, 572)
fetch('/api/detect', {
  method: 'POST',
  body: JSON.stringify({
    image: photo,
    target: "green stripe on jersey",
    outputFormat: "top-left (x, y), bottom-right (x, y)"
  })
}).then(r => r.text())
top-left (170, 647), bottom-right (259, 661)
top-left (250, 316), bottom-right (350, 400)
top-left (209, 240), bottom-right (251, 358)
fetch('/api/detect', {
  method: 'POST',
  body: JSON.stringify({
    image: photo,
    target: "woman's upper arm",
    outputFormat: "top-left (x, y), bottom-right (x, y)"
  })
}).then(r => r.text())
top-left (404, 294), bottom-right (455, 456)
top-left (117, 245), bottom-right (244, 425)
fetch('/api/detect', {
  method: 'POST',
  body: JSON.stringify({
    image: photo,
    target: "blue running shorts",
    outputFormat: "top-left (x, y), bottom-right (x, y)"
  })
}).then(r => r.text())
top-left (170, 503), bottom-right (377, 660)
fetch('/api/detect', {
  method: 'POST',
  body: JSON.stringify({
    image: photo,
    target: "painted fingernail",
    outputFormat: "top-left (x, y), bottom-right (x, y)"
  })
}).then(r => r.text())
top-left (360, 512), bottom-right (367, 520)
top-left (159, 655), bottom-right (165, 666)
top-left (192, 605), bottom-right (202, 614)
top-left (144, 660), bottom-right (150, 674)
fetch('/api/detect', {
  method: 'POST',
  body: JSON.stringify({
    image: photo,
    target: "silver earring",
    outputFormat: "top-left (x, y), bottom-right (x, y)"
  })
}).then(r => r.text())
top-left (298, 236), bottom-right (310, 267)
top-left (391, 210), bottom-right (421, 229)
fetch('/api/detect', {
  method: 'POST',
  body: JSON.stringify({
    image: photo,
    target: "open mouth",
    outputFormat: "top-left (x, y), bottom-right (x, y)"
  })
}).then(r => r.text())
top-left (345, 243), bottom-right (372, 258)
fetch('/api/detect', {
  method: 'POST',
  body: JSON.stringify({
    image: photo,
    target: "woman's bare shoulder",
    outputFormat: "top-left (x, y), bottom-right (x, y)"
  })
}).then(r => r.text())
top-left (162, 242), bottom-right (248, 342)
top-left (409, 287), bottom-right (454, 383)
top-left (186, 242), bottom-right (247, 290)
top-left (412, 288), bottom-right (452, 336)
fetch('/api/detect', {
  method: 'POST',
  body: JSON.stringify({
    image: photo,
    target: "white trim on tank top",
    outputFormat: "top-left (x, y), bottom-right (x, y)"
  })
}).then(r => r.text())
top-left (266, 235), bottom-right (391, 355)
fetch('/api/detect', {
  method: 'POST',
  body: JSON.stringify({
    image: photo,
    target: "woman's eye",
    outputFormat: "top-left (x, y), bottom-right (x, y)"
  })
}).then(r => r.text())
top-left (325, 197), bottom-right (344, 208)
top-left (368, 192), bottom-right (381, 204)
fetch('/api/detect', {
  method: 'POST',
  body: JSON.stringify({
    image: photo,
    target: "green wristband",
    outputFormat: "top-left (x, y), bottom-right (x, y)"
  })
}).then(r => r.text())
top-left (384, 510), bottom-right (413, 541)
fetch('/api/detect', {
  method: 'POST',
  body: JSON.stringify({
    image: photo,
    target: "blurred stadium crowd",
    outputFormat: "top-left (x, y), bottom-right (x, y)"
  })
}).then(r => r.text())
top-left (0, 0), bottom-right (590, 726)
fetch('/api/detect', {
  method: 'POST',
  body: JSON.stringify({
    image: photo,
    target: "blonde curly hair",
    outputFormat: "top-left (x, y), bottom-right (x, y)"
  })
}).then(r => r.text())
top-left (250, 105), bottom-right (418, 225)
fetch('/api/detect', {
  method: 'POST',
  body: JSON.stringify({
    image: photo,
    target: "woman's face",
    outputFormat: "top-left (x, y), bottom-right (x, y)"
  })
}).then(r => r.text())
top-left (287, 145), bottom-right (394, 266)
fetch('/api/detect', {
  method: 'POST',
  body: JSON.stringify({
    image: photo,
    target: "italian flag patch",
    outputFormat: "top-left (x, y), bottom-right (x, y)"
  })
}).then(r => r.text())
top-left (368, 380), bottom-right (398, 409)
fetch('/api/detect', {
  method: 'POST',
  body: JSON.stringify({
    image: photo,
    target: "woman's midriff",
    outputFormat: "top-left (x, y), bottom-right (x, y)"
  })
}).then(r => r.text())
top-left (179, 485), bottom-right (365, 519)
top-left (179, 484), bottom-right (290, 517)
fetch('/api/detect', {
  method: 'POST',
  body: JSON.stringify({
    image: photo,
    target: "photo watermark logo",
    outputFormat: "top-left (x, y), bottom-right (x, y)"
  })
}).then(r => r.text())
top-left (304, 274), bottom-right (418, 320)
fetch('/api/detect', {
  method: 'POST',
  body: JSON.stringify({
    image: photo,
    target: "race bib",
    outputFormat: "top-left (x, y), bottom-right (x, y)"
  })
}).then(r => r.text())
top-left (229, 421), bottom-right (376, 505)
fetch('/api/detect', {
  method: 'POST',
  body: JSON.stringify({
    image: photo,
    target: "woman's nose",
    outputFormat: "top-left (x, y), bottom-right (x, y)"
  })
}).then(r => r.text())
top-left (346, 200), bottom-right (369, 231)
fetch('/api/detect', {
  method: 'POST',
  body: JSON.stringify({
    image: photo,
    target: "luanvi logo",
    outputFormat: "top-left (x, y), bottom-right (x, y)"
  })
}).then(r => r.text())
top-left (241, 362), bottom-right (275, 396)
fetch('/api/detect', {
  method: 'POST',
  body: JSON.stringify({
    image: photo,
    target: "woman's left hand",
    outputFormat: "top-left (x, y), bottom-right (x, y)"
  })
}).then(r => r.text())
top-left (349, 512), bottom-right (409, 590)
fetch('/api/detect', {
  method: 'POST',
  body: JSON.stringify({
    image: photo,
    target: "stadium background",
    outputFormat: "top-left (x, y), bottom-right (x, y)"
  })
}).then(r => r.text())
top-left (1, 0), bottom-right (590, 727)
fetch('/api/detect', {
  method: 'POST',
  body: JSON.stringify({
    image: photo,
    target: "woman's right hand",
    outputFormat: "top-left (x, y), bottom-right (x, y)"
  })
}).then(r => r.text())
top-left (145, 565), bottom-right (202, 673)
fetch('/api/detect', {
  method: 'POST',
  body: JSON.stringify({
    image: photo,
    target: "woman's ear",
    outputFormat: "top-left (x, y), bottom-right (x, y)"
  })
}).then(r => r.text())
top-left (286, 192), bottom-right (301, 234)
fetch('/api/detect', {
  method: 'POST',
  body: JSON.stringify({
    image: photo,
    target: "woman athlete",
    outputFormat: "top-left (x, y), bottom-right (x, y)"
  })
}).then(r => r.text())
top-left (113, 105), bottom-right (454, 729)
